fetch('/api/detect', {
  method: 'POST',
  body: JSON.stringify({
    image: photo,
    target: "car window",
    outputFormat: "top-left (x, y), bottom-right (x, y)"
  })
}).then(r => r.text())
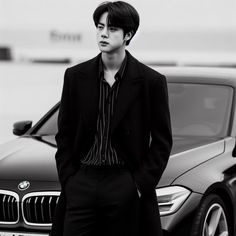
top-left (168, 83), bottom-right (233, 138)
top-left (35, 109), bottom-right (59, 135)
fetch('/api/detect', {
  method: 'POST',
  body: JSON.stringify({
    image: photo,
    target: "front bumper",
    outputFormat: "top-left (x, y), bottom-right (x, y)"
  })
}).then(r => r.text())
top-left (0, 231), bottom-right (49, 236)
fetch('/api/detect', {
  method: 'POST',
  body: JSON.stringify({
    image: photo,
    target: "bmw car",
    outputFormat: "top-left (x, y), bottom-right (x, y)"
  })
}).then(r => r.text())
top-left (1, 66), bottom-right (236, 236)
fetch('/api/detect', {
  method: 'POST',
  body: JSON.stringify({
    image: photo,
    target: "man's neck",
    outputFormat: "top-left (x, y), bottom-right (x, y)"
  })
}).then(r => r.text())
top-left (101, 50), bottom-right (126, 71)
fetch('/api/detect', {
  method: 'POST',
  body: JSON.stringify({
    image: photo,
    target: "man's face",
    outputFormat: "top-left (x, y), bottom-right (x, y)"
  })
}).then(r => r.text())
top-left (96, 12), bottom-right (128, 53)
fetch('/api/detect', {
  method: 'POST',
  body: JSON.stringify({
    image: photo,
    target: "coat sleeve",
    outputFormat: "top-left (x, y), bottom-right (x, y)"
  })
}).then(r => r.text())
top-left (134, 74), bottom-right (173, 195)
top-left (55, 68), bottom-right (77, 188)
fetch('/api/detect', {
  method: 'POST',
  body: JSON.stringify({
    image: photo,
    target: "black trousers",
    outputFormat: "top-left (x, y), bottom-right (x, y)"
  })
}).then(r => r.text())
top-left (63, 165), bottom-right (140, 236)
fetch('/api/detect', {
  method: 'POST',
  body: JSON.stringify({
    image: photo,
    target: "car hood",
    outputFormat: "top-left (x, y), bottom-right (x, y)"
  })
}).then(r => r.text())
top-left (158, 136), bottom-right (225, 187)
top-left (0, 136), bottom-right (225, 185)
top-left (0, 136), bottom-right (58, 181)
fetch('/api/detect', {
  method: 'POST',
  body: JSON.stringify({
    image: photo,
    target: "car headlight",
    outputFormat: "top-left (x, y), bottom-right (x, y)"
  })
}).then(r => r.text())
top-left (156, 186), bottom-right (191, 216)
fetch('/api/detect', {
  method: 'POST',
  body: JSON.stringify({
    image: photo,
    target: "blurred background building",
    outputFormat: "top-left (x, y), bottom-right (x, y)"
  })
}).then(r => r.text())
top-left (1, 0), bottom-right (236, 65)
top-left (1, 0), bottom-right (236, 143)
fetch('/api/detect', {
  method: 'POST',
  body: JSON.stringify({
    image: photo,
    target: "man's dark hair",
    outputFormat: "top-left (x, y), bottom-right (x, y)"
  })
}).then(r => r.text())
top-left (93, 1), bottom-right (140, 45)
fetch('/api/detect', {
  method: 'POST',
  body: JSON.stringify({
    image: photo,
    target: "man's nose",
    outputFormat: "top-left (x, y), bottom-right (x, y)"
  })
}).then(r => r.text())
top-left (101, 27), bottom-right (109, 38)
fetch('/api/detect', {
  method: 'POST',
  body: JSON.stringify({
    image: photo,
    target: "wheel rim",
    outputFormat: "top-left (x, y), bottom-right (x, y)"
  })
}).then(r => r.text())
top-left (202, 203), bottom-right (229, 236)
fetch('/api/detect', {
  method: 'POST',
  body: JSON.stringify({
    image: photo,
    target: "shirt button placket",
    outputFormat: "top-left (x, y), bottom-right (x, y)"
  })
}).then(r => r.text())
top-left (101, 153), bottom-right (105, 164)
top-left (101, 134), bottom-right (106, 164)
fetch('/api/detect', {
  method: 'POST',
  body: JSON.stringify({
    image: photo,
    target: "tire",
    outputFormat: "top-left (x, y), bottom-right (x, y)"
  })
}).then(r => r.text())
top-left (190, 194), bottom-right (231, 236)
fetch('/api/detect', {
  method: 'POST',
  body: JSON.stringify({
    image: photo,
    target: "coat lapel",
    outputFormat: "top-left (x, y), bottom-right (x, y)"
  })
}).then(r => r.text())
top-left (77, 51), bottom-right (144, 134)
top-left (76, 55), bottom-right (100, 131)
top-left (111, 51), bottom-right (144, 133)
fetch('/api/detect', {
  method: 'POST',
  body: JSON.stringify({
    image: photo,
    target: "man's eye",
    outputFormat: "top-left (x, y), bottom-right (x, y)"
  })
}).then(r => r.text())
top-left (109, 27), bottom-right (117, 32)
top-left (97, 25), bottom-right (103, 30)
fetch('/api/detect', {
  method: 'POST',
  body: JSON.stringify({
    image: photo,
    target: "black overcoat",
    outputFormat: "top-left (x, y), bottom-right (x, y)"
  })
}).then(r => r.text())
top-left (51, 51), bottom-right (173, 236)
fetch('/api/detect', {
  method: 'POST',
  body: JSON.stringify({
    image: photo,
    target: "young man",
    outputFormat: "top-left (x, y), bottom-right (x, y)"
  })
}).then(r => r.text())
top-left (51, 1), bottom-right (172, 236)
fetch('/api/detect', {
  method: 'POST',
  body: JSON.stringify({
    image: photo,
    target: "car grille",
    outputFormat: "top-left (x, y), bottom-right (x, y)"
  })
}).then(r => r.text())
top-left (22, 192), bottom-right (60, 226)
top-left (0, 190), bottom-right (19, 224)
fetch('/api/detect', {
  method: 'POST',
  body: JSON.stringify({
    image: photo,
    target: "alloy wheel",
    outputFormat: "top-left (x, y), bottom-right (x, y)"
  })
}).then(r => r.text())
top-left (202, 203), bottom-right (228, 236)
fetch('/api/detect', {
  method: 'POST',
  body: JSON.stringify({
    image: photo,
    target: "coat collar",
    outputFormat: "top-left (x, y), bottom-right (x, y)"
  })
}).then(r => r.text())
top-left (78, 50), bottom-right (144, 133)
top-left (78, 50), bottom-right (143, 83)
top-left (110, 51), bottom-right (144, 133)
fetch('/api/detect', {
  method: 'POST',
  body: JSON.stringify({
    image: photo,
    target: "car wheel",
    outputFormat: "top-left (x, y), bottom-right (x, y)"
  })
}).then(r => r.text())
top-left (190, 194), bottom-right (231, 236)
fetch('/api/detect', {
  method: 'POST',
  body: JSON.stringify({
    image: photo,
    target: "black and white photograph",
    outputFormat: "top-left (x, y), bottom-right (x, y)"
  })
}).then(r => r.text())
top-left (1, 1), bottom-right (236, 236)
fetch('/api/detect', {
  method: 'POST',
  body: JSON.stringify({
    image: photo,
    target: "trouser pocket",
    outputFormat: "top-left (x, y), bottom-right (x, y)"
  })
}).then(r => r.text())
top-left (127, 170), bottom-right (142, 198)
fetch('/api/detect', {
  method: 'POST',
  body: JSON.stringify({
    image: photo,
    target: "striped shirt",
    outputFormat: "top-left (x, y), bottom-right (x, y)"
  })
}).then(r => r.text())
top-left (80, 55), bottom-right (127, 166)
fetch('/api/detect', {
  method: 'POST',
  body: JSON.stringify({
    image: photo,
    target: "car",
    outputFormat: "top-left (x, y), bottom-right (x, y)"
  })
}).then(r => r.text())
top-left (1, 66), bottom-right (236, 236)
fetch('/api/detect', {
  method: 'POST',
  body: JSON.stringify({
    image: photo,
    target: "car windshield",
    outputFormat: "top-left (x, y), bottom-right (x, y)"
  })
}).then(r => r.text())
top-left (34, 82), bottom-right (233, 139)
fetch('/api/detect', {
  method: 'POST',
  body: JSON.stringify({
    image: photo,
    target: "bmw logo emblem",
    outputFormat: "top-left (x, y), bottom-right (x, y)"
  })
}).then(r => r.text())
top-left (18, 181), bottom-right (30, 191)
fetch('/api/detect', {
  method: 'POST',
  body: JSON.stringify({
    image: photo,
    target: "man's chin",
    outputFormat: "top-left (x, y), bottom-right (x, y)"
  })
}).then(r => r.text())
top-left (99, 47), bottom-right (112, 53)
top-left (99, 48), bottom-right (123, 55)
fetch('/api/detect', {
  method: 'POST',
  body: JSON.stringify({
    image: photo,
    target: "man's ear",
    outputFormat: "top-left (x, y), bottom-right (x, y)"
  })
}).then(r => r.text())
top-left (124, 31), bottom-right (133, 42)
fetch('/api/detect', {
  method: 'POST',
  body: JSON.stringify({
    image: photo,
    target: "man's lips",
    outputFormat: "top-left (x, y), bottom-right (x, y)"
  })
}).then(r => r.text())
top-left (100, 41), bottom-right (109, 45)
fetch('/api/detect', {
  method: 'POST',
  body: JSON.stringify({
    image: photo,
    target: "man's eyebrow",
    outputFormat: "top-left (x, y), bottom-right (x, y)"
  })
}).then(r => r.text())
top-left (97, 22), bottom-right (117, 28)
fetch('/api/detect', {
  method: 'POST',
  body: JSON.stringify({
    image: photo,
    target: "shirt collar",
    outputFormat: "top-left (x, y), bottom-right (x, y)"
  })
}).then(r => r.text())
top-left (99, 54), bottom-right (127, 81)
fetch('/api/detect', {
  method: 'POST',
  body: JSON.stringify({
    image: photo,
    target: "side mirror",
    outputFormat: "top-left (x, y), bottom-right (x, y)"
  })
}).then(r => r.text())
top-left (13, 121), bottom-right (32, 136)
